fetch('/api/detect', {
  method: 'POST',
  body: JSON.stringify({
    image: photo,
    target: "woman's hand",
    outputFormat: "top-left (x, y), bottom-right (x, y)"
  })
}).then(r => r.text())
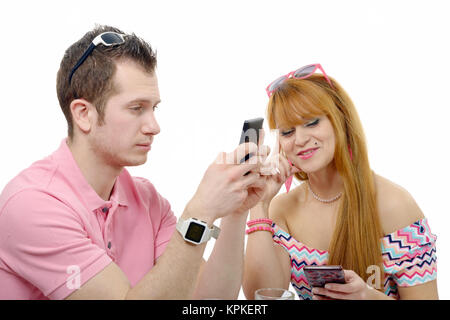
top-left (311, 270), bottom-right (373, 300)
top-left (259, 153), bottom-right (300, 205)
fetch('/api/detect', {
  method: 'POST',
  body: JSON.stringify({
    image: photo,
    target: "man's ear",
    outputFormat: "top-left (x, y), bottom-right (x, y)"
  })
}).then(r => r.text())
top-left (70, 99), bottom-right (96, 134)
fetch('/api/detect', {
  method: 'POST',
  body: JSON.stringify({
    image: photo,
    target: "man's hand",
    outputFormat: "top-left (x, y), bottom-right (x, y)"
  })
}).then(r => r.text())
top-left (186, 142), bottom-right (270, 224)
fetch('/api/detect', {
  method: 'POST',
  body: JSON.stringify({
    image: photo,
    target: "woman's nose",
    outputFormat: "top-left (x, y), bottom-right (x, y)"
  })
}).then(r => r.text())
top-left (294, 127), bottom-right (310, 147)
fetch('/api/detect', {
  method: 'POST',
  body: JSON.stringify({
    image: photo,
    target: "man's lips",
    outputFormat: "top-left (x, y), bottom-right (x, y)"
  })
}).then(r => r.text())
top-left (136, 139), bottom-right (152, 146)
top-left (136, 142), bottom-right (152, 150)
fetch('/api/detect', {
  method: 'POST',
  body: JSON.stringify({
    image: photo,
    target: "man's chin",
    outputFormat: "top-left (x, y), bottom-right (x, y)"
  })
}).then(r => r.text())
top-left (115, 153), bottom-right (148, 167)
top-left (125, 158), bottom-right (147, 167)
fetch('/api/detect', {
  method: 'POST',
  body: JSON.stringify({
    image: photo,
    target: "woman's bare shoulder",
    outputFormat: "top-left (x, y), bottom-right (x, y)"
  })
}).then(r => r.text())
top-left (268, 183), bottom-right (305, 227)
top-left (374, 173), bottom-right (425, 235)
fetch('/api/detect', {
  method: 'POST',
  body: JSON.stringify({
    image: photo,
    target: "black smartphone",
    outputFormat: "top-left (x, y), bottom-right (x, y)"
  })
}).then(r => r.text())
top-left (303, 265), bottom-right (346, 288)
top-left (238, 117), bottom-right (264, 164)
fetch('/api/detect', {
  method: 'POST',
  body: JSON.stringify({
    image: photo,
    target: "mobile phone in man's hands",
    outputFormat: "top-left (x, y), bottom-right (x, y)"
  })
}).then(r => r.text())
top-left (238, 117), bottom-right (264, 164)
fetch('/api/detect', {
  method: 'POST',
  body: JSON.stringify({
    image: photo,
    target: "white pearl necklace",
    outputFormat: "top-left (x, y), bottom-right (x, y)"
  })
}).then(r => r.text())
top-left (307, 182), bottom-right (342, 203)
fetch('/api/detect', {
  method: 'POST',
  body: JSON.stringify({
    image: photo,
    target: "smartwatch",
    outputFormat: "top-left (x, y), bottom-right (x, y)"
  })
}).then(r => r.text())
top-left (176, 217), bottom-right (221, 245)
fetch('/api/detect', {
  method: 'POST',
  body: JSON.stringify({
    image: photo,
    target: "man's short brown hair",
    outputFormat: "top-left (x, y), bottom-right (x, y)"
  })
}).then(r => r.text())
top-left (56, 25), bottom-right (157, 139)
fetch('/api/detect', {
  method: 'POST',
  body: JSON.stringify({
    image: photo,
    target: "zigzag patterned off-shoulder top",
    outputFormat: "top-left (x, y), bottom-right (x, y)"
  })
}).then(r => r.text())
top-left (272, 218), bottom-right (437, 300)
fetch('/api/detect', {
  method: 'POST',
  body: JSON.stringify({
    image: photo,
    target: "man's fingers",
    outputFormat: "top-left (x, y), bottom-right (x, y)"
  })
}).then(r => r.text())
top-left (257, 145), bottom-right (271, 166)
top-left (240, 172), bottom-right (264, 188)
top-left (257, 145), bottom-right (270, 158)
top-left (217, 143), bottom-right (270, 166)
top-left (214, 143), bottom-right (275, 179)
top-left (235, 142), bottom-right (259, 164)
top-left (235, 161), bottom-right (261, 177)
top-left (214, 151), bottom-right (227, 164)
top-left (215, 143), bottom-right (259, 165)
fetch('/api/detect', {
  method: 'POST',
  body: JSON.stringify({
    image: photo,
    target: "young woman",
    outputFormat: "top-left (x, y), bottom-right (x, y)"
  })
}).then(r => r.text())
top-left (243, 64), bottom-right (438, 300)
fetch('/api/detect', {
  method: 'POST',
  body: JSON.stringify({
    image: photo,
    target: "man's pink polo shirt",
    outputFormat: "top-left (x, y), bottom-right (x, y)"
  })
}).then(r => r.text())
top-left (0, 139), bottom-right (177, 299)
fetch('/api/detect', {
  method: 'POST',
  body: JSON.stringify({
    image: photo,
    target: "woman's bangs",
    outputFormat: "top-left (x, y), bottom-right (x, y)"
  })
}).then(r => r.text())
top-left (271, 82), bottom-right (325, 129)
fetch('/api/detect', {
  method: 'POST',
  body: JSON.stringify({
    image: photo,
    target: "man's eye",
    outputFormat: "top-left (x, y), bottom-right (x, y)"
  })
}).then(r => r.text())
top-left (153, 105), bottom-right (159, 111)
top-left (131, 106), bottom-right (143, 112)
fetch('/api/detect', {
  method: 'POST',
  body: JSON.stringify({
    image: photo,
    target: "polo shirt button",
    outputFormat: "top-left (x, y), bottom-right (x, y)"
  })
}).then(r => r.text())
top-left (107, 241), bottom-right (112, 249)
top-left (102, 207), bottom-right (109, 214)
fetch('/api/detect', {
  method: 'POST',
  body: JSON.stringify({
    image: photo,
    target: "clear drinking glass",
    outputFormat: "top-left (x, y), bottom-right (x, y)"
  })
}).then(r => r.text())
top-left (254, 288), bottom-right (295, 300)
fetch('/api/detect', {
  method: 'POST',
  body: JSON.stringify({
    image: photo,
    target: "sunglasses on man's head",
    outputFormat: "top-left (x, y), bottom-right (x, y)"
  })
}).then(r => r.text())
top-left (265, 63), bottom-right (334, 97)
top-left (68, 32), bottom-right (126, 85)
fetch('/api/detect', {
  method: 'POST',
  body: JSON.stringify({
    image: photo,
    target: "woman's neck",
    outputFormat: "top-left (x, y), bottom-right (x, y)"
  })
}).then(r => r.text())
top-left (307, 163), bottom-right (343, 200)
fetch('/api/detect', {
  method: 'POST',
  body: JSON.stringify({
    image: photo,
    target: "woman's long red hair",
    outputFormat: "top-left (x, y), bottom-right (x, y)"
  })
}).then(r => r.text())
top-left (267, 75), bottom-right (384, 285)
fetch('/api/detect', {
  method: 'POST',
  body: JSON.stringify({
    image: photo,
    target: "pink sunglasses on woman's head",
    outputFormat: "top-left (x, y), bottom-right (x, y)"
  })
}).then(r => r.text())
top-left (265, 63), bottom-right (334, 97)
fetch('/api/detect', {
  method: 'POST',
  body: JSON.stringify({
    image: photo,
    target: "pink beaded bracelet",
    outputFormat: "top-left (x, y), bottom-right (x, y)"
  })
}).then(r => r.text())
top-left (246, 218), bottom-right (273, 227)
top-left (245, 226), bottom-right (274, 235)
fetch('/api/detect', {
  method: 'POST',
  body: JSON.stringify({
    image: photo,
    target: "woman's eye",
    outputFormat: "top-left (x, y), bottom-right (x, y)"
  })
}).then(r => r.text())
top-left (281, 129), bottom-right (294, 136)
top-left (153, 105), bottom-right (159, 111)
top-left (305, 118), bottom-right (320, 127)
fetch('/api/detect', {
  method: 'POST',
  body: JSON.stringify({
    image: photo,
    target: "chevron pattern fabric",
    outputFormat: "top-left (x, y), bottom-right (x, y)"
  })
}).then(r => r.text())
top-left (272, 218), bottom-right (437, 300)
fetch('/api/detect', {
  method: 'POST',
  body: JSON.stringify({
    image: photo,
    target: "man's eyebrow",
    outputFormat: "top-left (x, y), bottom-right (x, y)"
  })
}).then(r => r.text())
top-left (127, 98), bottom-right (161, 106)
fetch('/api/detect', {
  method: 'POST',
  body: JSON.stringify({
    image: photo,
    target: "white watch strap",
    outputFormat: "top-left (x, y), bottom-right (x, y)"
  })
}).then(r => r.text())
top-left (175, 218), bottom-right (187, 235)
top-left (209, 224), bottom-right (220, 239)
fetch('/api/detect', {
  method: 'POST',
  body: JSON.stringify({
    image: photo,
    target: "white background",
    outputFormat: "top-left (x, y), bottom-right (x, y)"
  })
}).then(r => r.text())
top-left (0, 0), bottom-right (448, 299)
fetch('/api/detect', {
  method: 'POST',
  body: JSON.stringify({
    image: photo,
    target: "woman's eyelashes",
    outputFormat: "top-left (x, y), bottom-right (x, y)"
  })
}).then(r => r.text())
top-left (281, 129), bottom-right (294, 136)
top-left (280, 118), bottom-right (320, 136)
top-left (305, 118), bottom-right (320, 127)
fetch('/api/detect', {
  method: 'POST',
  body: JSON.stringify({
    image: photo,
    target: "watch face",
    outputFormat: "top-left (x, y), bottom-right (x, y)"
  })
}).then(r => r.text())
top-left (185, 222), bottom-right (206, 243)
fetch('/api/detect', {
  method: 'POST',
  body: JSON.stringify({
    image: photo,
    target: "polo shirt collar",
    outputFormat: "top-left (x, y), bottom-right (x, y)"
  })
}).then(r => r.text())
top-left (53, 138), bottom-right (129, 212)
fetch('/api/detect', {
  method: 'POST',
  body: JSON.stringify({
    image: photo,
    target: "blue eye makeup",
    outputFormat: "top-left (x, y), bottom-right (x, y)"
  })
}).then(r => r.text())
top-left (305, 118), bottom-right (320, 127)
top-left (281, 129), bottom-right (294, 136)
top-left (279, 118), bottom-right (320, 136)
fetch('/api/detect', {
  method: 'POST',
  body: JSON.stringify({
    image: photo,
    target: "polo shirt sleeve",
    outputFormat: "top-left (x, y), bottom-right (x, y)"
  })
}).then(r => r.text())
top-left (0, 189), bottom-right (112, 300)
top-left (136, 178), bottom-right (176, 261)
top-left (153, 192), bottom-right (177, 260)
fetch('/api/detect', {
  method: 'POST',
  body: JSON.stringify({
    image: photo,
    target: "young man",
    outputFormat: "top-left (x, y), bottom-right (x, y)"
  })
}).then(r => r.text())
top-left (0, 25), bottom-right (269, 299)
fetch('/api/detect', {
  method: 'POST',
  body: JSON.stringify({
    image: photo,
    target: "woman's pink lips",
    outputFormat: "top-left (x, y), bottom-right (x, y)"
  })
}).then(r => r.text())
top-left (297, 147), bottom-right (318, 160)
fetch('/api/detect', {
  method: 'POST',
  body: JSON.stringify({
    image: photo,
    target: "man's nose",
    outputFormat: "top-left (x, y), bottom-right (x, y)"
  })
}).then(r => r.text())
top-left (141, 112), bottom-right (160, 135)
